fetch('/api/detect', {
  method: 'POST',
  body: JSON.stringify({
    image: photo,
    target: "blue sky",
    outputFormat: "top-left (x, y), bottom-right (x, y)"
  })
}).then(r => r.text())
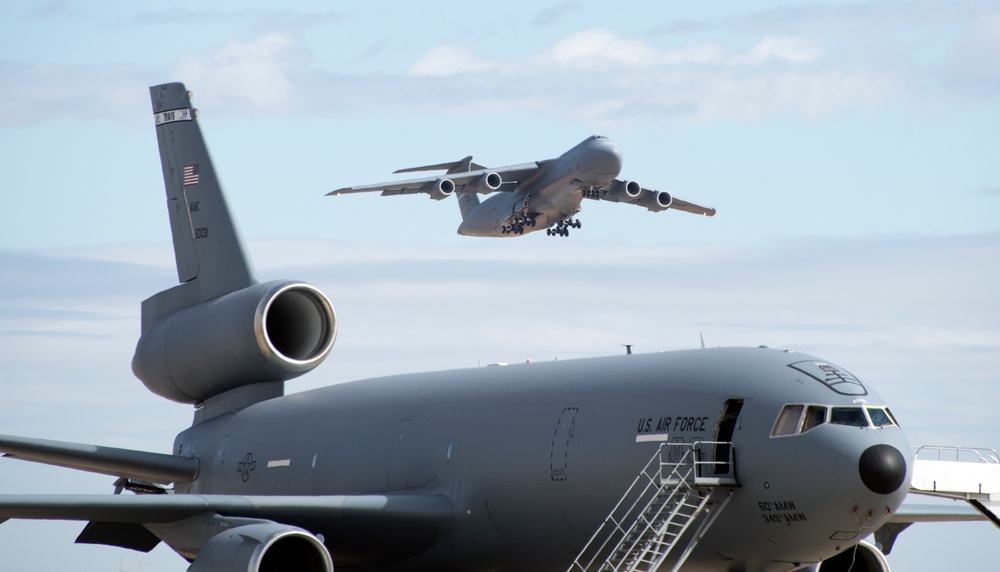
top-left (1, 0), bottom-right (999, 569)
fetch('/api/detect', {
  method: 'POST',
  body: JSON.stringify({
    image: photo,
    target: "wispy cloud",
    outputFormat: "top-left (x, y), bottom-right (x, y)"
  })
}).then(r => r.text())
top-left (3, 3), bottom-right (998, 126)
top-left (172, 33), bottom-right (302, 111)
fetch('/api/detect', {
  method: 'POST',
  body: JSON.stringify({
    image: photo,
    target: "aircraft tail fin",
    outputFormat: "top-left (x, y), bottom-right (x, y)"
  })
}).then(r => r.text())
top-left (394, 156), bottom-right (487, 175)
top-left (144, 83), bottom-right (256, 328)
top-left (134, 84), bottom-right (336, 412)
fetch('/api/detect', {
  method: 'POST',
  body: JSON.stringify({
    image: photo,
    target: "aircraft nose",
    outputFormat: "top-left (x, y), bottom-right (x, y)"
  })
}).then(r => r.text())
top-left (585, 138), bottom-right (623, 176)
top-left (858, 444), bottom-right (907, 495)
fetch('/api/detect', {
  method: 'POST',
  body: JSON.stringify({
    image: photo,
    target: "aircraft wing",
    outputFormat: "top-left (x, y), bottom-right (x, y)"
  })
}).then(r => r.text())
top-left (0, 493), bottom-right (450, 526)
top-left (667, 195), bottom-right (718, 217)
top-left (588, 179), bottom-right (717, 216)
top-left (328, 163), bottom-right (540, 197)
top-left (0, 493), bottom-right (452, 565)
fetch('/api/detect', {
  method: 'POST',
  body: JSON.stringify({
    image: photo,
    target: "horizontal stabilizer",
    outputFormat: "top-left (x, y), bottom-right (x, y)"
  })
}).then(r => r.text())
top-left (0, 434), bottom-right (198, 484)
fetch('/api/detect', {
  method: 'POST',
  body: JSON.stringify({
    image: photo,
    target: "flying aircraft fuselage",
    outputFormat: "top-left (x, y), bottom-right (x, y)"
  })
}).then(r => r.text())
top-left (174, 348), bottom-right (911, 571)
top-left (330, 133), bottom-right (716, 238)
top-left (457, 136), bottom-right (624, 237)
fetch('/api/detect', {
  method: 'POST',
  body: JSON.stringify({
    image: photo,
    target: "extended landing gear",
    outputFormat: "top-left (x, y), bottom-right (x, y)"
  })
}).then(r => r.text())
top-left (501, 215), bottom-right (537, 235)
top-left (546, 218), bottom-right (581, 237)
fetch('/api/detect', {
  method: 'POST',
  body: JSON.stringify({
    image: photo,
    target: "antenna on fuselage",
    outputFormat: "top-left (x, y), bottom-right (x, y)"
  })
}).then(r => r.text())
top-left (623, 344), bottom-right (634, 355)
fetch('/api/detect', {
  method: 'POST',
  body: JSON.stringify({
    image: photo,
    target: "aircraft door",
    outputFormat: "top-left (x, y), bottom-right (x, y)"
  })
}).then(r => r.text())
top-left (550, 407), bottom-right (578, 482)
top-left (712, 399), bottom-right (743, 476)
top-left (389, 417), bottom-right (438, 490)
top-left (388, 419), bottom-right (416, 491)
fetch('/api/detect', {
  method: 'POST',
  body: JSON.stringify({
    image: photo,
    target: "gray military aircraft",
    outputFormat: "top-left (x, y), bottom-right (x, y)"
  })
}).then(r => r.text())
top-left (327, 135), bottom-right (716, 237)
top-left (0, 83), bottom-right (991, 572)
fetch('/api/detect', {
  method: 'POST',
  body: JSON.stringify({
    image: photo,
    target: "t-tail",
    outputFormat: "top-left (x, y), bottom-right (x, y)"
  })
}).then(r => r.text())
top-left (132, 83), bottom-right (337, 422)
top-left (392, 155), bottom-right (485, 222)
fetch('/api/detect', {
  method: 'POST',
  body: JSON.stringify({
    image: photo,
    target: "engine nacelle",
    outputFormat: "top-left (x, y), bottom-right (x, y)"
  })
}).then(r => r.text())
top-left (475, 172), bottom-right (502, 192)
top-left (132, 280), bottom-right (337, 404)
top-left (817, 540), bottom-right (891, 571)
top-left (617, 179), bottom-right (642, 202)
top-left (425, 178), bottom-right (456, 200)
top-left (641, 190), bottom-right (672, 212)
top-left (188, 522), bottom-right (333, 572)
top-left (622, 180), bottom-right (642, 199)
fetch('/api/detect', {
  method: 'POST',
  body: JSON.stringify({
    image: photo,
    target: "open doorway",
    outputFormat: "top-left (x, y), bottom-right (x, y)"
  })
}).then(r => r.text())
top-left (713, 399), bottom-right (743, 475)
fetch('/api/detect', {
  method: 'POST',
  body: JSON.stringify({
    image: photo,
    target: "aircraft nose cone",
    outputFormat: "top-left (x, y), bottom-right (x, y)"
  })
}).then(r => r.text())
top-left (586, 139), bottom-right (623, 176)
top-left (858, 444), bottom-right (907, 495)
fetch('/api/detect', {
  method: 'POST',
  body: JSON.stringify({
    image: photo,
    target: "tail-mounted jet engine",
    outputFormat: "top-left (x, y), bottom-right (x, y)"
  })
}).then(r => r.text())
top-left (425, 178), bottom-right (456, 200)
top-left (187, 521), bottom-right (333, 572)
top-left (641, 190), bottom-right (673, 212)
top-left (132, 280), bottom-right (337, 404)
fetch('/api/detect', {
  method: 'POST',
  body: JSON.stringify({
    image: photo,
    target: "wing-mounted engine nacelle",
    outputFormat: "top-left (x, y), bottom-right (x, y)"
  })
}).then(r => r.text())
top-left (188, 521), bottom-right (332, 572)
top-left (425, 178), bottom-right (456, 200)
top-left (475, 172), bottom-right (502, 192)
top-left (817, 540), bottom-right (891, 571)
top-left (640, 189), bottom-right (672, 212)
top-left (132, 280), bottom-right (337, 404)
top-left (613, 180), bottom-right (643, 203)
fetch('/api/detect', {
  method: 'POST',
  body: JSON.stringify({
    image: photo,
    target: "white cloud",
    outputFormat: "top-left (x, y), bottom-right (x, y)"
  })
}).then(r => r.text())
top-left (728, 36), bottom-right (823, 66)
top-left (548, 29), bottom-right (663, 68)
top-left (3, 4), bottom-right (998, 126)
top-left (407, 44), bottom-right (495, 76)
top-left (171, 33), bottom-right (300, 110)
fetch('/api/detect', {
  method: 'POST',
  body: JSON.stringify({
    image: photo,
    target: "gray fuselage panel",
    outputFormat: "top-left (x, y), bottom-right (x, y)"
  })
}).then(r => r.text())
top-left (173, 347), bottom-right (910, 571)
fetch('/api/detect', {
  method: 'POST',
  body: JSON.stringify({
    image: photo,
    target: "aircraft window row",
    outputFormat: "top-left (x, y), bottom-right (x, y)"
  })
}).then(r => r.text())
top-left (771, 404), bottom-right (898, 437)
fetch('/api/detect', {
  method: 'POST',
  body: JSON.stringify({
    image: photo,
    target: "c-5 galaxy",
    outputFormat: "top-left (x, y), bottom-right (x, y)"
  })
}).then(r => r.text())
top-left (0, 83), bottom-right (995, 572)
top-left (327, 135), bottom-right (715, 237)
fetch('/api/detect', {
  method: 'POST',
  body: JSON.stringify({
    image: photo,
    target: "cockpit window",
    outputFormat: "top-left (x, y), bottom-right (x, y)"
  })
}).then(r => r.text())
top-left (772, 403), bottom-right (898, 437)
top-left (772, 404), bottom-right (804, 437)
top-left (830, 407), bottom-right (868, 427)
top-left (802, 406), bottom-right (827, 432)
top-left (867, 407), bottom-right (897, 428)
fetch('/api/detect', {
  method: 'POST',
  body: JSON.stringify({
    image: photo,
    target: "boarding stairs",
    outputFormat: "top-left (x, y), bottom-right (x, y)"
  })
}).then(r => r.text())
top-left (567, 442), bottom-right (739, 572)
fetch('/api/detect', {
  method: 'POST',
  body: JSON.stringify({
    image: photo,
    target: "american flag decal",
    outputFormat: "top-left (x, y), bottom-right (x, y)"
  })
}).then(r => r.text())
top-left (183, 164), bottom-right (200, 186)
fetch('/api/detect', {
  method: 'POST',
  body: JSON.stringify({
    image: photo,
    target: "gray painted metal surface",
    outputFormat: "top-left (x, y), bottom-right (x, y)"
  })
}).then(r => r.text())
top-left (0, 83), bottom-right (926, 571)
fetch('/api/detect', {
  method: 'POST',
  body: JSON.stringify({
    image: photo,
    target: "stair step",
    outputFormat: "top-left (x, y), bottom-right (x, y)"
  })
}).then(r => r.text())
top-left (566, 443), bottom-right (736, 572)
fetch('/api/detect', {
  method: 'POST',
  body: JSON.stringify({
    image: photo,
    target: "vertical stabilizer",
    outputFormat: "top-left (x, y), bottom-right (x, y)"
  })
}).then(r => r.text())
top-left (143, 83), bottom-right (256, 329)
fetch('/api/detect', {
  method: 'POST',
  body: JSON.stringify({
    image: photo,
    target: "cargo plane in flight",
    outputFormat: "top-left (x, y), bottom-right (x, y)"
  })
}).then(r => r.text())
top-left (0, 83), bottom-right (996, 572)
top-left (327, 135), bottom-right (716, 237)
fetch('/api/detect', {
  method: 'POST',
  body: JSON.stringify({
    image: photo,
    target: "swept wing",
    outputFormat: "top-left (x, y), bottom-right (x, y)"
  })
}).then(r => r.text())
top-left (327, 163), bottom-right (540, 197)
top-left (589, 178), bottom-right (717, 217)
top-left (0, 493), bottom-right (450, 527)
